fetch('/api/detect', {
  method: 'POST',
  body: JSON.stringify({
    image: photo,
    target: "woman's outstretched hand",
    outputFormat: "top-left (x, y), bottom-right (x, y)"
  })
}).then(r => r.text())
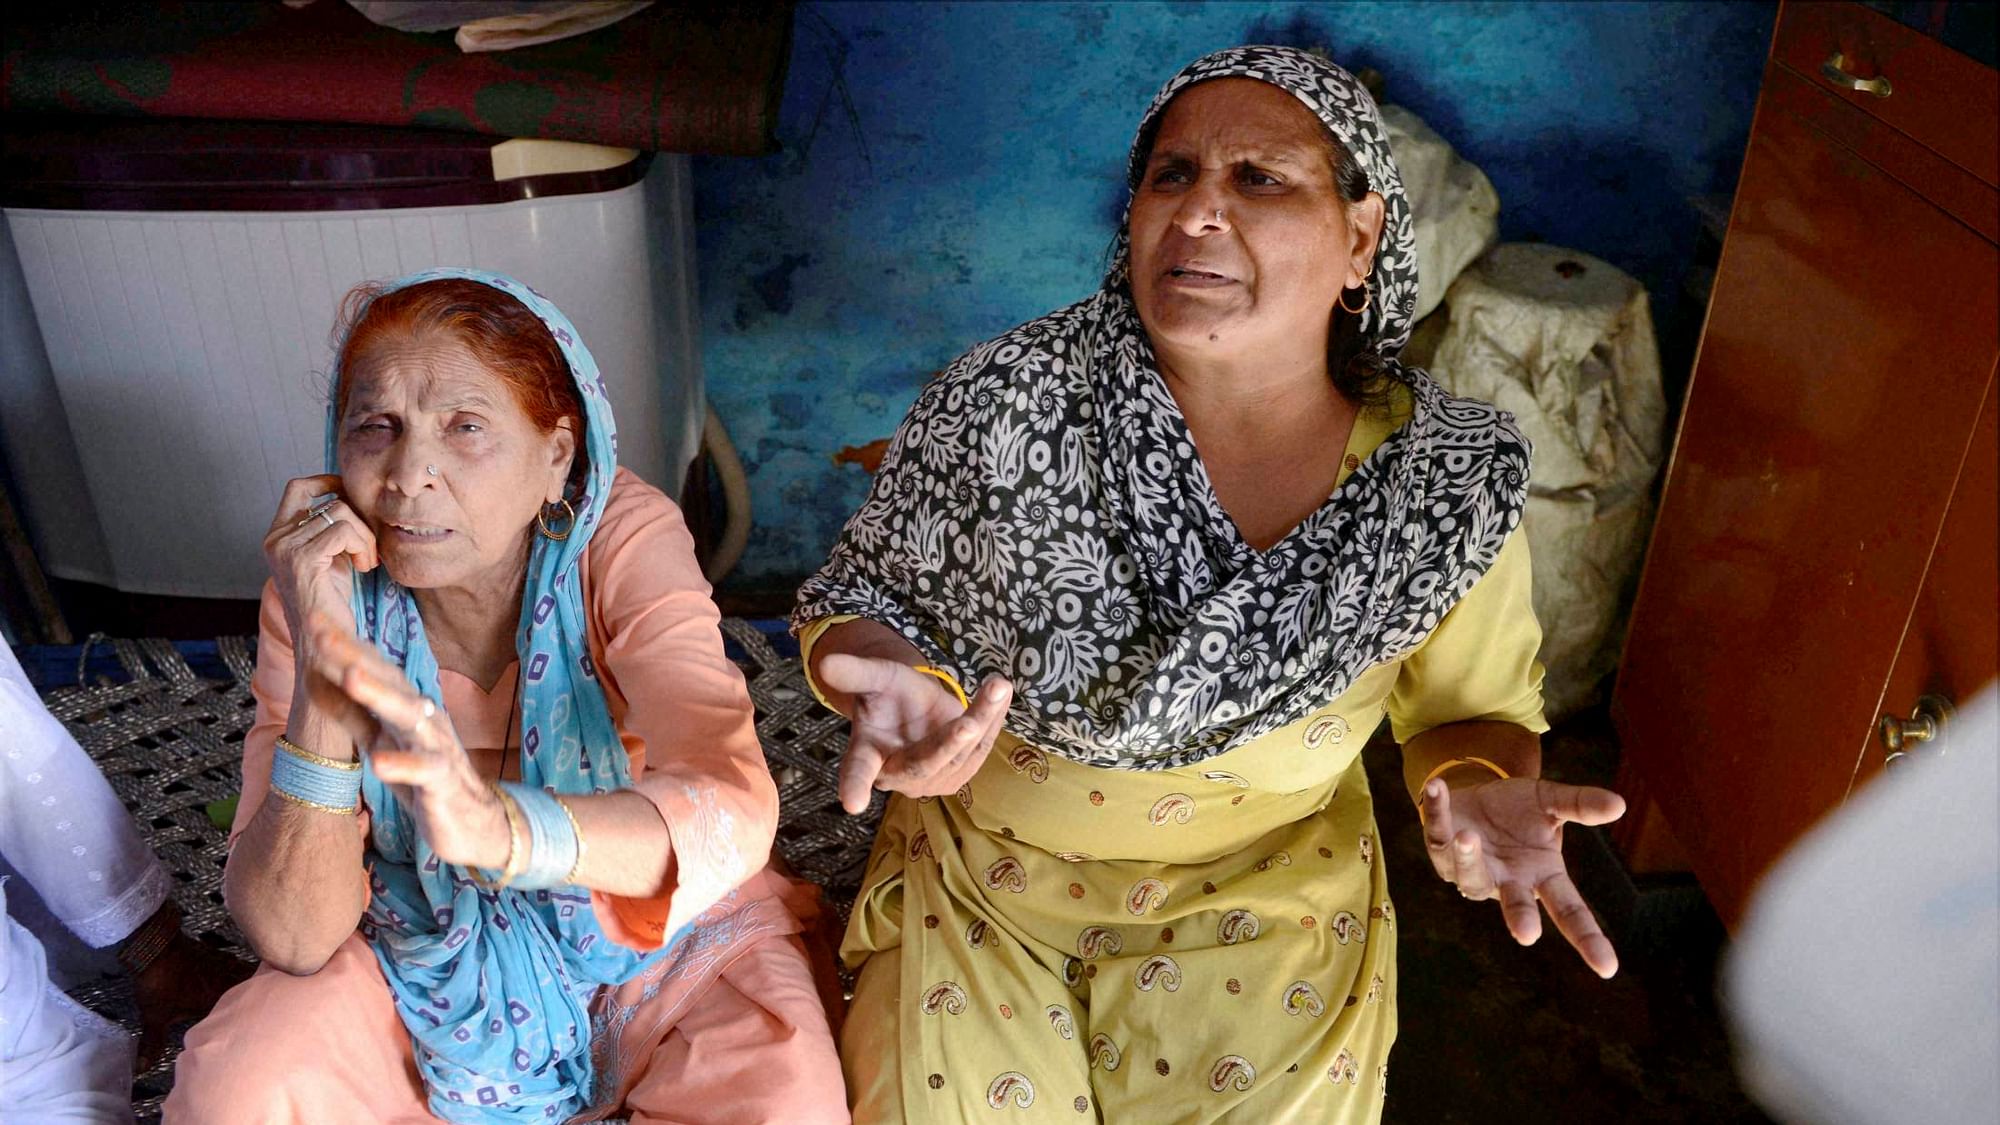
top-left (814, 654), bottom-right (1014, 815)
top-left (1419, 777), bottom-right (1627, 978)
top-left (301, 611), bottom-right (511, 871)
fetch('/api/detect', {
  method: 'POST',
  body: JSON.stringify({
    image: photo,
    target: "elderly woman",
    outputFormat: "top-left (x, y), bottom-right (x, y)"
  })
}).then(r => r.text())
top-left (167, 269), bottom-right (845, 1123)
top-left (795, 47), bottom-right (1625, 1121)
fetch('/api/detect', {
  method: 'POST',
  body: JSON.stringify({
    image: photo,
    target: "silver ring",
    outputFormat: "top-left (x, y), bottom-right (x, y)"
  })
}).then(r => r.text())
top-left (298, 500), bottom-right (338, 530)
top-left (415, 698), bottom-right (437, 733)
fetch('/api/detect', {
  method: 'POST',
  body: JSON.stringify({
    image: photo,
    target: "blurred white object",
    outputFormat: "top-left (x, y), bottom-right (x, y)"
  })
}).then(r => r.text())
top-left (1727, 685), bottom-right (1999, 1124)
top-left (2, 884), bottom-right (138, 1125)
top-left (345, 1), bottom-right (551, 32)
top-left (1425, 243), bottom-right (1667, 719)
top-left (456, 2), bottom-right (652, 53)
top-left (1379, 104), bottom-right (1500, 323)
top-left (1, 642), bottom-right (164, 1121)
top-left (345, 1), bottom-right (651, 52)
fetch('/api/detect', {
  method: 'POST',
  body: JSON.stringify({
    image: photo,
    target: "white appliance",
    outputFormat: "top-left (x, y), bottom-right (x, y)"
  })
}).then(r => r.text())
top-left (0, 125), bottom-right (701, 600)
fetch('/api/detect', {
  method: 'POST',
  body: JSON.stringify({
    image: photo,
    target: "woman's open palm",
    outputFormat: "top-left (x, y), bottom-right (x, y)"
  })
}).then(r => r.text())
top-left (1419, 777), bottom-right (1627, 978)
top-left (301, 612), bottom-right (509, 871)
top-left (815, 654), bottom-right (1014, 815)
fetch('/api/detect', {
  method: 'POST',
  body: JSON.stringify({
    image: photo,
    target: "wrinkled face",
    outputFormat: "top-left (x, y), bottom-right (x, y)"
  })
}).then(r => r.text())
top-left (1128, 78), bottom-right (1382, 361)
top-left (337, 333), bottom-right (575, 593)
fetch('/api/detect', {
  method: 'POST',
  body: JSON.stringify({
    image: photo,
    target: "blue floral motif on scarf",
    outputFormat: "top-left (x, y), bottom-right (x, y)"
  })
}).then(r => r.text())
top-left (327, 267), bottom-right (679, 1121)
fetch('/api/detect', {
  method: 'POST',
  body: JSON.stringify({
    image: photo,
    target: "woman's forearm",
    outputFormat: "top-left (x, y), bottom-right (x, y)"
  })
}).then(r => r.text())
top-left (560, 790), bottom-right (676, 898)
top-left (804, 617), bottom-right (926, 719)
top-left (1400, 720), bottom-right (1543, 806)
top-left (227, 784), bottom-right (675, 963)
top-left (224, 793), bottom-right (368, 974)
top-left (223, 687), bottom-right (368, 974)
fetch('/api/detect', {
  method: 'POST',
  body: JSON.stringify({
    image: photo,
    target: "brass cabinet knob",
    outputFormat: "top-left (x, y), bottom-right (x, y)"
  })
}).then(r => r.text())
top-left (1880, 694), bottom-right (1955, 766)
top-left (1821, 51), bottom-right (1893, 98)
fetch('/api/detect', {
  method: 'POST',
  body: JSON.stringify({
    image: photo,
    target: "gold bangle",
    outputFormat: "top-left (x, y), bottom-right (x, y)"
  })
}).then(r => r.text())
top-left (553, 796), bottom-right (587, 884)
top-left (497, 785), bottom-right (528, 887)
top-left (471, 783), bottom-right (527, 889)
top-left (1415, 756), bottom-right (1511, 827)
top-left (275, 734), bottom-right (360, 771)
top-left (911, 664), bottom-right (969, 709)
top-left (272, 787), bottom-right (360, 816)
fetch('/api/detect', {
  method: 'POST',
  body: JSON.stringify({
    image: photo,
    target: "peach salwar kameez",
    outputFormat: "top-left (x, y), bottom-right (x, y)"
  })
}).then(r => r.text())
top-left (167, 471), bottom-right (846, 1124)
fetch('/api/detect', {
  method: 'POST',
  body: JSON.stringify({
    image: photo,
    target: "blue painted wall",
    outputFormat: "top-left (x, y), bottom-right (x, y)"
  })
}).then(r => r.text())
top-left (692, 0), bottom-right (1778, 589)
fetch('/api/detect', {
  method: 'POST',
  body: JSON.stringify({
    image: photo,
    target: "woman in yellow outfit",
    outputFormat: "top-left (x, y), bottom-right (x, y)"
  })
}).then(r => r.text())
top-left (795, 47), bottom-right (1627, 1123)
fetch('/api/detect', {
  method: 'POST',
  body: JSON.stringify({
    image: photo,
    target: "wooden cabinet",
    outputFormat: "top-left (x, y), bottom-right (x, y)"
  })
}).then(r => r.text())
top-left (1611, 1), bottom-right (1998, 928)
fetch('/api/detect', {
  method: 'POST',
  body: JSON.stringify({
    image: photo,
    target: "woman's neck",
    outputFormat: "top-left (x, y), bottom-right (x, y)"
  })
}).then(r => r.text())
top-left (412, 550), bottom-right (531, 692)
top-left (1157, 345), bottom-right (1345, 440)
top-left (1156, 342), bottom-right (1360, 552)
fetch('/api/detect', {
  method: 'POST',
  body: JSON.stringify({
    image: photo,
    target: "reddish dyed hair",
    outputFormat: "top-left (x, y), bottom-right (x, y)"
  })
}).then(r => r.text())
top-left (332, 278), bottom-right (588, 494)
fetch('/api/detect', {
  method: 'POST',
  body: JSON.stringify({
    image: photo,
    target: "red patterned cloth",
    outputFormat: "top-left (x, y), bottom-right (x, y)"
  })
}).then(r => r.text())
top-left (3, 1), bottom-right (792, 155)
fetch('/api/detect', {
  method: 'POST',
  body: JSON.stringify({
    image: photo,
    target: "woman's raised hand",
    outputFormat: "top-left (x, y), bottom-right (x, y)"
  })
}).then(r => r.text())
top-left (814, 654), bottom-right (1015, 815)
top-left (263, 474), bottom-right (378, 643)
top-left (301, 612), bottom-right (510, 871)
top-left (1419, 777), bottom-right (1627, 979)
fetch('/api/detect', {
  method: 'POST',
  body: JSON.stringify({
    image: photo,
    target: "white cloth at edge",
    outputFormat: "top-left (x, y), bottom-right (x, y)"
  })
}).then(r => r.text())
top-left (2, 643), bottom-right (165, 1121)
top-left (1417, 243), bottom-right (1667, 719)
top-left (1726, 685), bottom-right (1999, 1124)
top-left (1379, 103), bottom-right (1500, 323)
top-left (2, 883), bottom-right (138, 1124)
top-left (0, 646), bottom-right (169, 949)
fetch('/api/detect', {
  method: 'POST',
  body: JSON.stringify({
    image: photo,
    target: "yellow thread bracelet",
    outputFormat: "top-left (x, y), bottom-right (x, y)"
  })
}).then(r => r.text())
top-left (1419, 755), bottom-right (1511, 794)
top-left (912, 664), bottom-right (969, 709)
top-left (1415, 756), bottom-right (1511, 826)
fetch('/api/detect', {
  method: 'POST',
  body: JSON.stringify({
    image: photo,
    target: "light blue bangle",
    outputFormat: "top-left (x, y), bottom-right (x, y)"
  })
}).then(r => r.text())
top-left (500, 782), bottom-right (579, 888)
top-left (271, 736), bottom-right (361, 814)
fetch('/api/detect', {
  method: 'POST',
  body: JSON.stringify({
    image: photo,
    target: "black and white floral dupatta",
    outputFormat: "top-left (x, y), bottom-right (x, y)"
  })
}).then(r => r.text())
top-left (795, 46), bottom-right (1529, 772)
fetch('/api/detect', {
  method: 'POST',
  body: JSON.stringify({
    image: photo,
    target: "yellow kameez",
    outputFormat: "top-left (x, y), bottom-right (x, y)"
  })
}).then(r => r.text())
top-left (805, 398), bottom-right (1548, 1123)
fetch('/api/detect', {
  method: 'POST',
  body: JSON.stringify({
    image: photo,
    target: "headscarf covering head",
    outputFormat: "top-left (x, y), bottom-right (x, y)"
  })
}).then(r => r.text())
top-left (1113, 46), bottom-right (1420, 357)
top-left (796, 48), bottom-right (1530, 771)
top-left (328, 268), bottom-right (671, 1122)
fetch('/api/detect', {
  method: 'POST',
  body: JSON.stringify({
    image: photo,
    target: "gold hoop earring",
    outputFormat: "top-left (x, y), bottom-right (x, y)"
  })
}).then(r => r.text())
top-left (536, 498), bottom-right (577, 541)
top-left (1337, 278), bottom-right (1371, 315)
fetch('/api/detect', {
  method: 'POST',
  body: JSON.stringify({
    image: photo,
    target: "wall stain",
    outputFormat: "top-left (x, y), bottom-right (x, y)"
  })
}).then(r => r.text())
top-left (833, 438), bottom-right (892, 474)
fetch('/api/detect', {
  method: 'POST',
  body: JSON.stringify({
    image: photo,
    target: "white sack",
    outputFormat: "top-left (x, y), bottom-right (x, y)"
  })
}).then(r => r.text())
top-left (1426, 243), bottom-right (1668, 719)
top-left (1379, 104), bottom-right (1501, 323)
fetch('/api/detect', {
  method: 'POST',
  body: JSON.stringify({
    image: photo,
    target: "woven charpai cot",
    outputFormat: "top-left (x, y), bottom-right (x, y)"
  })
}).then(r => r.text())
top-left (35, 621), bottom-right (877, 1122)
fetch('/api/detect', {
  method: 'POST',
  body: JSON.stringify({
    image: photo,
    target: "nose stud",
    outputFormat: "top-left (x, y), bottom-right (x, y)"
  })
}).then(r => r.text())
top-left (1214, 208), bottom-right (1225, 223)
top-left (425, 465), bottom-right (439, 477)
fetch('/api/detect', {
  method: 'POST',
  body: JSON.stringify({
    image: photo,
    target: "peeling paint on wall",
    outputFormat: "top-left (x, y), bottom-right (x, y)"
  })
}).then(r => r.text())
top-left (693, 1), bottom-right (1777, 588)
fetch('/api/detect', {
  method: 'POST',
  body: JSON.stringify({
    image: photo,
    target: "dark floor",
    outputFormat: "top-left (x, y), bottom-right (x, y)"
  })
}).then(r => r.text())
top-left (1363, 708), bottom-right (1772, 1124)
